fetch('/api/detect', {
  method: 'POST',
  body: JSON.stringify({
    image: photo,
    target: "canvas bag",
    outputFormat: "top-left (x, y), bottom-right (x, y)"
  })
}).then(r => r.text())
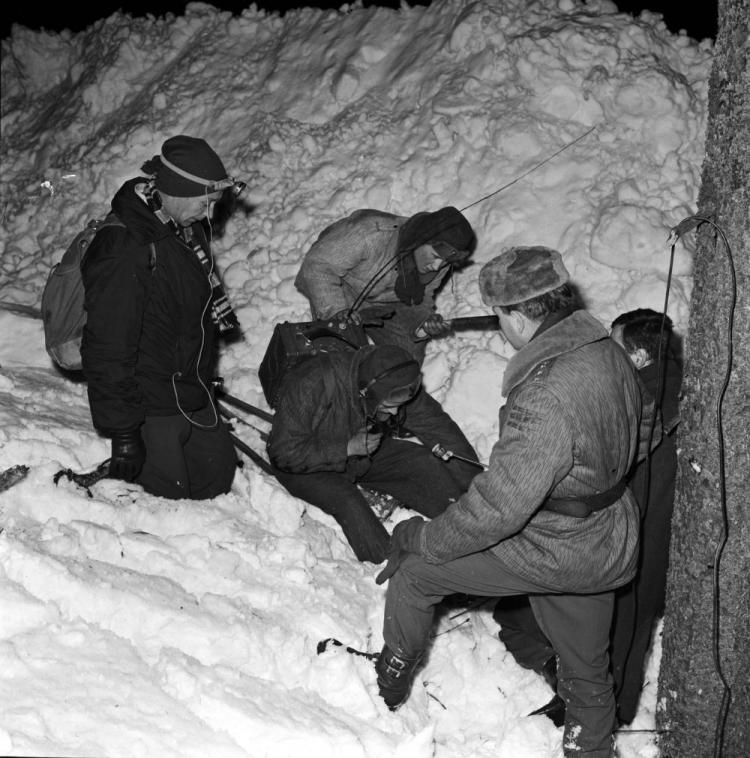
top-left (41, 213), bottom-right (125, 371)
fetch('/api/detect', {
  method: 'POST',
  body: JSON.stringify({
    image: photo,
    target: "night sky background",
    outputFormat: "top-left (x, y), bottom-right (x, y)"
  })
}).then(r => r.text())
top-left (1, 1), bottom-right (719, 42)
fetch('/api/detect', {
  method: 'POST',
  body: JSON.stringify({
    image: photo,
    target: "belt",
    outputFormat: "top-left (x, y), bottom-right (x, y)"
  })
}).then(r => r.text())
top-left (542, 479), bottom-right (628, 519)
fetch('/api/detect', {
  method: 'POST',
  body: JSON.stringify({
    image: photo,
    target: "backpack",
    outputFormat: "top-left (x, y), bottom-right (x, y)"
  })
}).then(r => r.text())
top-left (258, 319), bottom-right (369, 408)
top-left (41, 213), bottom-right (126, 372)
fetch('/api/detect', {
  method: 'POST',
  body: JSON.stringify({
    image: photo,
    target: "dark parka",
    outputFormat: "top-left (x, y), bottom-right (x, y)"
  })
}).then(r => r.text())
top-left (266, 345), bottom-right (476, 480)
top-left (81, 178), bottom-right (217, 435)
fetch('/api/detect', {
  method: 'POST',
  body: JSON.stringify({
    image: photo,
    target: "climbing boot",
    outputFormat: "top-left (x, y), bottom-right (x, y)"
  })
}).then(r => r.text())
top-left (375, 645), bottom-right (422, 710)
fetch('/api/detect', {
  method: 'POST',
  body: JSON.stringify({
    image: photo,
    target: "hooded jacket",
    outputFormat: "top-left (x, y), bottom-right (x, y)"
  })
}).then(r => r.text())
top-left (294, 210), bottom-right (456, 338)
top-left (420, 310), bottom-right (647, 593)
top-left (81, 178), bottom-right (218, 434)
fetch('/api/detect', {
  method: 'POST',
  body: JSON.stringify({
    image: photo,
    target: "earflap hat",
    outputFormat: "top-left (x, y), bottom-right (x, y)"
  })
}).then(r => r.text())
top-left (479, 246), bottom-right (570, 306)
top-left (153, 135), bottom-right (229, 197)
top-left (357, 345), bottom-right (422, 405)
top-left (399, 206), bottom-right (476, 264)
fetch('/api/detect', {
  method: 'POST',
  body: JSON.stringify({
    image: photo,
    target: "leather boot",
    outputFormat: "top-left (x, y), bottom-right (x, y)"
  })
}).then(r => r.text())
top-left (375, 645), bottom-right (422, 710)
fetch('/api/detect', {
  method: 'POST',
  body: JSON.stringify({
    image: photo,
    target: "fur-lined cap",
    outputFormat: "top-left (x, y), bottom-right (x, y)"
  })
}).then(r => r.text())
top-left (479, 246), bottom-right (570, 306)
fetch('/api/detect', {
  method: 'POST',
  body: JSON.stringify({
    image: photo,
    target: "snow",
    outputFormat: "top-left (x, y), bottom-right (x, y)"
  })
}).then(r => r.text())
top-left (0, 0), bottom-right (710, 756)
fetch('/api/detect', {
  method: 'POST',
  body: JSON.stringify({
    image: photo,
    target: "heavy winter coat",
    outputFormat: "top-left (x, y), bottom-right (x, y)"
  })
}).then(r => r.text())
top-left (420, 310), bottom-right (646, 593)
top-left (267, 345), bottom-right (475, 478)
top-left (81, 178), bottom-right (218, 434)
top-left (294, 210), bottom-right (451, 337)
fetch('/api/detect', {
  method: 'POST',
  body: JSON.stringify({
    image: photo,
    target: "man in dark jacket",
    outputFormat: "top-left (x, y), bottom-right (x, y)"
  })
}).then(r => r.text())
top-left (81, 135), bottom-right (243, 499)
top-left (294, 207), bottom-right (476, 364)
top-left (609, 308), bottom-right (681, 723)
top-left (266, 344), bottom-right (480, 564)
top-left (492, 308), bottom-right (679, 728)
top-left (373, 247), bottom-right (652, 758)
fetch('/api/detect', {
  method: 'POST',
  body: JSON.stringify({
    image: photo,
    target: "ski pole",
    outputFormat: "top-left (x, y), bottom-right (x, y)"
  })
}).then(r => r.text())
top-left (218, 402), bottom-right (269, 441)
top-left (229, 432), bottom-right (275, 475)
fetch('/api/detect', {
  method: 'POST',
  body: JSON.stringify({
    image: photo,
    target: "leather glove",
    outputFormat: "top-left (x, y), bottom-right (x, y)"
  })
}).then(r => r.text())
top-left (109, 428), bottom-right (146, 482)
top-left (375, 516), bottom-right (425, 585)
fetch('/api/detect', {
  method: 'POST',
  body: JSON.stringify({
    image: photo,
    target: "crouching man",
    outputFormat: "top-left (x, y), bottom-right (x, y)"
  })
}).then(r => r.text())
top-left (374, 247), bottom-right (651, 758)
top-left (266, 344), bottom-right (479, 564)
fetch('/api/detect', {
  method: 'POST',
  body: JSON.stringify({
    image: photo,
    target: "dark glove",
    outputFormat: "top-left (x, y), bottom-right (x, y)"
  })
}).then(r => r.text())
top-left (109, 428), bottom-right (146, 482)
top-left (375, 516), bottom-right (425, 585)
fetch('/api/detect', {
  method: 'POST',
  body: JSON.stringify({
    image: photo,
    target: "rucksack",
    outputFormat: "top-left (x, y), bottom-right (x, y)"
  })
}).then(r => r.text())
top-left (41, 213), bottom-right (126, 372)
top-left (258, 319), bottom-right (369, 408)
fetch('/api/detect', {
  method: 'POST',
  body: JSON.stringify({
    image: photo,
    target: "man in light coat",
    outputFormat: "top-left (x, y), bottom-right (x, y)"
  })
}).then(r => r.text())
top-left (373, 247), bottom-right (652, 758)
top-left (294, 207), bottom-right (476, 364)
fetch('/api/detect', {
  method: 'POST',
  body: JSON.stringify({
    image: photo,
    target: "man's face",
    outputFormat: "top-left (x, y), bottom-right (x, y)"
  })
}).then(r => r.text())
top-left (160, 191), bottom-right (222, 227)
top-left (372, 383), bottom-right (420, 421)
top-left (493, 306), bottom-right (527, 350)
top-left (413, 243), bottom-right (447, 274)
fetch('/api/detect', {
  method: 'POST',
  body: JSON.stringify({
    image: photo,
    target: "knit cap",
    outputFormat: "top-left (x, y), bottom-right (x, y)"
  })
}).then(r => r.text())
top-left (357, 346), bottom-right (421, 404)
top-left (154, 135), bottom-right (229, 197)
top-left (479, 246), bottom-right (570, 306)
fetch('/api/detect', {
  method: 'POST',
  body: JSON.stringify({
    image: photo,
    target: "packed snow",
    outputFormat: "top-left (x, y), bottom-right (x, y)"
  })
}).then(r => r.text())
top-left (0, 0), bottom-right (711, 755)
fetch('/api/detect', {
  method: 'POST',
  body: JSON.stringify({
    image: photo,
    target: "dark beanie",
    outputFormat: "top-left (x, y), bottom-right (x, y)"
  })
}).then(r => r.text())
top-left (398, 206), bottom-right (476, 262)
top-left (153, 135), bottom-right (228, 197)
top-left (357, 345), bottom-right (421, 402)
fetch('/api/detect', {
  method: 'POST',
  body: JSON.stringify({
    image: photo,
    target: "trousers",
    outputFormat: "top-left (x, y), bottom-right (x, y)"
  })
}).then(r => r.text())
top-left (137, 404), bottom-right (237, 500)
top-left (384, 552), bottom-right (616, 757)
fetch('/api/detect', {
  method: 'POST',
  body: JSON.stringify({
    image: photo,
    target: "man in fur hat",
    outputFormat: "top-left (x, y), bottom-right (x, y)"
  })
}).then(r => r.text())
top-left (81, 135), bottom-right (245, 499)
top-left (266, 344), bottom-right (480, 564)
top-left (294, 207), bottom-right (476, 364)
top-left (373, 247), bottom-right (656, 758)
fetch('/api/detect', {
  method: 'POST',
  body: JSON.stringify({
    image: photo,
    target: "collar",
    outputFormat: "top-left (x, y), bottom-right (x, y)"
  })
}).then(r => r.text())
top-left (502, 310), bottom-right (608, 395)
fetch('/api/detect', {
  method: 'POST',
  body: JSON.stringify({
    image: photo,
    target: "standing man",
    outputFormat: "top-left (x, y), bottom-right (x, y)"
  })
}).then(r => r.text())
top-left (81, 135), bottom-right (243, 499)
top-left (374, 247), bottom-right (651, 758)
top-left (609, 308), bottom-right (681, 724)
top-left (294, 207), bottom-right (476, 364)
top-left (493, 308), bottom-right (678, 728)
top-left (266, 344), bottom-right (480, 564)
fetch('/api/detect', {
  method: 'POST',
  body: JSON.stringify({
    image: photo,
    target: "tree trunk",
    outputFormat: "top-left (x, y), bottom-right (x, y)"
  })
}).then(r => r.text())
top-left (656, 1), bottom-right (750, 757)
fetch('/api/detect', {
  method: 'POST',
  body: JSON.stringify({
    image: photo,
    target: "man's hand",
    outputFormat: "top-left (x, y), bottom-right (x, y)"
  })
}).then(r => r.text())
top-left (109, 429), bottom-right (146, 481)
top-left (331, 308), bottom-right (362, 327)
top-left (347, 428), bottom-right (383, 457)
top-left (417, 313), bottom-right (452, 338)
top-left (375, 516), bottom-right (425, 585)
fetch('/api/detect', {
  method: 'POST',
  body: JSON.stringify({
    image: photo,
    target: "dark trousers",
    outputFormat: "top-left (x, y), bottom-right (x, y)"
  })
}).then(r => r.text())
top-left (137, 405), bottom-right (237, 500)
top-left (495, 470), bottom-right (675, 724)
top-left (273, 434), bottom-right (475, 564)
top-left (384, 553), bottom-right (615, 757)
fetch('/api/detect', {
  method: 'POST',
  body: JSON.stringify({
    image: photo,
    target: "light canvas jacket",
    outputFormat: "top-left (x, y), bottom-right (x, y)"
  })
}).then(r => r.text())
top-left (294, 210), bottom-right (451, 338)
top-left (421, 310), bottom-right (645, 593)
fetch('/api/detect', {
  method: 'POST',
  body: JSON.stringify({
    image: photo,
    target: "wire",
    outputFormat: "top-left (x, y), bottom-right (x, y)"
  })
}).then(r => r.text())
top-left (459, 125), bottom-right (598, 213)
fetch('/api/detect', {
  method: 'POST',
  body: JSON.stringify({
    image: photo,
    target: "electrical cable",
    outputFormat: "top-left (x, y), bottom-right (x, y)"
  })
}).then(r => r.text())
top-left (171, 190), bottom-right (221, 430)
